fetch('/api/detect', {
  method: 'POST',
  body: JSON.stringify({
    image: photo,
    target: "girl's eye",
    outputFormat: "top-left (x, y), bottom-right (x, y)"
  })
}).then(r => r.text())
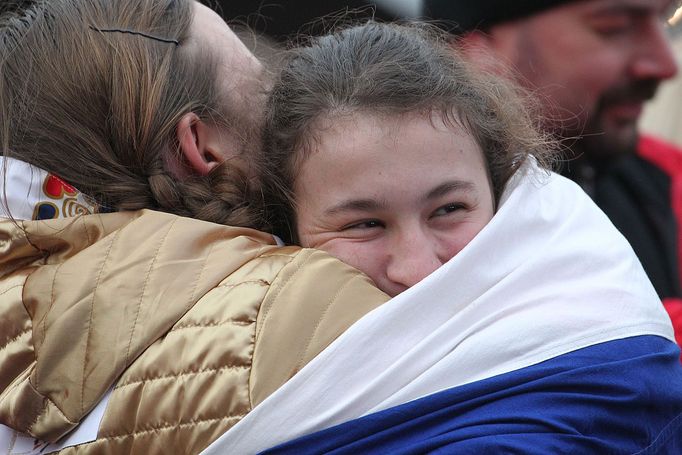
top-left (341, 219), bottom-right (385, 231)
top-left (432, 203), bottom-right (465, 217)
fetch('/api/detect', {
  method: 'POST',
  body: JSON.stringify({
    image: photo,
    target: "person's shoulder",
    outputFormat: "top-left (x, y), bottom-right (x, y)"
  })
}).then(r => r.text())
top-left (249, 247), bottom-right (390, 406)
top-left (256, 246), bottom-right (389, 336)
top-left (252, 245), bottom-right (387, 296)
top-left (259, 247), bottom-right (390, 320)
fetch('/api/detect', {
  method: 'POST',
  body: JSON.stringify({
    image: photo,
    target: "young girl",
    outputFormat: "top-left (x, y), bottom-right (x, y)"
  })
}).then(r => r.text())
top-left (263, 22), bottom-right (555, 296)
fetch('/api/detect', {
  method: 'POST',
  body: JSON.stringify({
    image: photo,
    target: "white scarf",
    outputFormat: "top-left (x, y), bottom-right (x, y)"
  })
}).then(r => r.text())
top-left (202, 161), bottom-right (673, 454)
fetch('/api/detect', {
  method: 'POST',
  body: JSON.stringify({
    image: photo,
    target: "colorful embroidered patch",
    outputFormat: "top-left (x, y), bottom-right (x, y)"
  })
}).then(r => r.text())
top-left (1, 157), bottom-right (98, 220)
top-left (43, 174), bottom-right (78, 199)
top-left (62, 198), bottom-right (92, 217)
top-left (32, 202), bottom-right (59, 220)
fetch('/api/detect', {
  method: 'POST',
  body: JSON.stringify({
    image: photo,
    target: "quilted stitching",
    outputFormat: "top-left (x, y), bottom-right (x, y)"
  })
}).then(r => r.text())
top-left (123, 219), bottom-right (175, 365)
top-left (114, 365), bottom-right (250, 390)
top-left (294, 275), bottom-right (358, 374)
top-left (81, 231), bottom-right (119, 414)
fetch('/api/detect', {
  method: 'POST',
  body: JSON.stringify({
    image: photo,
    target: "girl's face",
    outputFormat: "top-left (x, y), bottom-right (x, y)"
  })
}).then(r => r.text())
top-left (294, 112), bottom-right (495, 297)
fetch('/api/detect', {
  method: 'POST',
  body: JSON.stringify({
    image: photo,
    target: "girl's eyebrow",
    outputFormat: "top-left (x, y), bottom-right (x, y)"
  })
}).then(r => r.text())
top-left (424, 180), bottom-right (475, 201)
top-left (324, 198), bottom-right (384, 216)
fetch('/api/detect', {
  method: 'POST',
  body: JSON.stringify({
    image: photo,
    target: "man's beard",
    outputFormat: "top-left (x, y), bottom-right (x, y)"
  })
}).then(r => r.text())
top-left (563, 79), bottom-right (660, 165)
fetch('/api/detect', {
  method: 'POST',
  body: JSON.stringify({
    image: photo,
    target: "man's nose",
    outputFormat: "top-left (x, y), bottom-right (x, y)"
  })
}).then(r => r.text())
top-left (385, 235), bottom-right (444, 290)
top-left (631, 19), bottom-right (678, 81)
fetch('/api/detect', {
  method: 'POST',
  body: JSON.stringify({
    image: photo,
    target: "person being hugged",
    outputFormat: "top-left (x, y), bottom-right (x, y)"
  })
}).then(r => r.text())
top-left (263, 22), bottom-right (555, 295)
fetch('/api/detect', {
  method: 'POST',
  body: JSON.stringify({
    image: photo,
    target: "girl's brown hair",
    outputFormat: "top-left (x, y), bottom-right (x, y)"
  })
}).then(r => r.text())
top-left (262, 21), bottom-right (557, 243)
top-left (0, 0), bottom-right (265, 228)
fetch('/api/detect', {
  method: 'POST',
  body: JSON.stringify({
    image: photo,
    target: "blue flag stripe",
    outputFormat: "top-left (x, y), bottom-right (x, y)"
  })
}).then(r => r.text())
top-left (263, 336), bottom-right (682, 455)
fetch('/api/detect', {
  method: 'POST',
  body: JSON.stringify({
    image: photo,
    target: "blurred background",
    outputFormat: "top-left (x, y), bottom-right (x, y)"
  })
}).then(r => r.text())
top-left (210, 0), bottom-right (418, 40)
top-left (208, 0), bottom-right (682, 148)
top-left (640, 14), bottom-right (682, 148)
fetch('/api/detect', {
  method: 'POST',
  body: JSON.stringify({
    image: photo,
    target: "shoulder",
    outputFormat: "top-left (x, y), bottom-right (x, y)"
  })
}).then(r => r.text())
top-left (154, 243), bottom-right (388, 409)
top-left (249, 247), bottom-right (390, 406)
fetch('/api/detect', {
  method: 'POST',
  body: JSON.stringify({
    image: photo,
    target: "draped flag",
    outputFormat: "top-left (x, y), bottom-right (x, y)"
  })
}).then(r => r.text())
top-left (202, 161), bottom-right (681, 454)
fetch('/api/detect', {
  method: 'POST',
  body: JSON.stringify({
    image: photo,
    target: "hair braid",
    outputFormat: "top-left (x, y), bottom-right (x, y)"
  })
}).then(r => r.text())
top-left (179, 161), bottom-right (265, 228)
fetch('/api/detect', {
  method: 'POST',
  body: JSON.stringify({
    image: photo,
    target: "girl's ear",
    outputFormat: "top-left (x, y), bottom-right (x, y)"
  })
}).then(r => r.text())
top-left (175, 112), bottom-right (223, 176)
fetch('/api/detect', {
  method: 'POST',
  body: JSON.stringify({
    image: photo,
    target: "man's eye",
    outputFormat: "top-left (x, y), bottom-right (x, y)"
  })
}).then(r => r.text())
top-left (432, 203), bottom-right (465, 217)
top-left (341, 219), bottom-right (385, 230)
top-left (589, 16), bottom-right (634, 37)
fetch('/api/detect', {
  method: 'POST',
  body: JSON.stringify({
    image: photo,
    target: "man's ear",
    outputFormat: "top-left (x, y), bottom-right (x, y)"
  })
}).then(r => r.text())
top-left (176, 113), bottom-right (223, 176)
